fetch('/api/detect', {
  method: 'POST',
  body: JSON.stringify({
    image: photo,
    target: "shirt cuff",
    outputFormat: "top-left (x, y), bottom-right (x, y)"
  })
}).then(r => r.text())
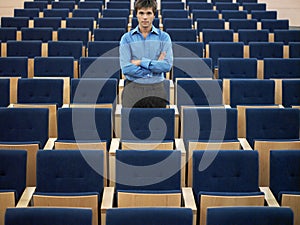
top-left (140, 57), bottom-right (151, 69)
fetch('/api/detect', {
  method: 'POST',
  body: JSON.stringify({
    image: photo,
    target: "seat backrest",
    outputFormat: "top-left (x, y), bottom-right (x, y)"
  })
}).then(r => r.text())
top-left (106, 208), bottom-right (193, 225)
top-left (21, 28), bottom-right (53, 42)
top-left (87, 41), bottom-right (119, 57)
top-left (270, 150), bottom-right (300, 202)
top-left (78, 1), bottom-right (102, 11)
top-left (173, 57), bottom-right (212, 80)
top-left (98, 17), bottom-right (128, 29)
top-left (172, 42), bottom-right (204, 58)
top-left (102, 9), bottom-right (130, 18)
top-left (245, 108), bottom-right (300, 148)
top-left (34, 56), bottom-right (74, 78)
top-left (1, 17), bottom-right (29, 30)
top-left (6, 40), bottom-right (42, 58)
top-left (48, 41), bottom-right (83, 60)
top-left (192, 150), bottom-right (259, 202)
top-left (0, 57), bottom-right (28, 78)
top-left (251, 11), bottom-right (277, 21)
top-left (238, 29), bottom-right (269, 44)
top-left (0, 28), bottom-right (17, 42)
top-left (274, 30), bottom-right (300, 45)
top-left (57, 108), bottom-right (112, 144)
top-left (202, 29), bottom-right (233, 45)
top-left (71, 78), bottom-right (117, 107)
top-left (177, 79), bottom-right (222, 109)
top-left (121, 108), bottom-right (175, 142)
top-left (228, 79), bottom-right (275, 107)
top-left (0, 79), bottom-right (10, 107)
top-left (282, 79), bottom-right (300, 107)
top-left (36, 150), bottom-right (104, 193)
top-left (221, 10), bottom-right (247, 21)
top-left (242, 3), bottom-right (266, 14)
top-left (0, 150), bottom-right (27, 201)
top-left (182, 108), bottom-right (237, 147)
top-left (218, 58), bottom-right (257, 79)
top-left (17, 78), bottom-right (64, 107)
top-left (24, 1), bottom-right (48, 11)
top-left (79, 57), bottom-right (121, 80)
top-left (161, 2), bottom-right (185, 10)
top-left (14, 8), bottom-right (39, 19)
top-left (249, 42), bottom-right (284, 59)
top-left (58, 28), bottom-right (90, 46)
top-left (93, 28), bottom-right (126, 41)
top-left (215, 2), bottom-right (239, 11)
top-left (229, 19), bottom-right (257, 32)
top-left (51, 1), bottom-right (75, 11)
top-left (43, 9), bottom-right (69, 20)
top-left (264, 58), bottom-right (300, 79)
top-left (161, 9), bottom-right (189, 19)
top-left (5, 208), bottom-right (93, 225)
top-left (115, 150), bottom-right (181, 191)
top-left (106, 1), bottom-right (130, 10)
top-left (34, 17), bottom-right (62, 31)
top-left (261, 19), bottom-right (289, 32)
top-left (72, 9), bottom-right (100, 21)
top-left (163, 18), bottom-right (192, 30)
top-left (0, 108), bottom-right (49, 148)
top-left (196, 18), bottom-right (225, 33)
top-left (289, 42), bottom-right (300, 58)
top-left (66, 17), bottom-right (94, 32)
top-left (206, 207), bottom-right (293, 225)
top-left (166, 28), bottom-right (197, 42)
top-left (188, 3), bottom-right (213, 13)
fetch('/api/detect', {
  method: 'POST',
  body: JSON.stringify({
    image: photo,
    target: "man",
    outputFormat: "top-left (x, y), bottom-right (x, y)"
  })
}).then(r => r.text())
top-left (119, 0), bottom-right (173, 108)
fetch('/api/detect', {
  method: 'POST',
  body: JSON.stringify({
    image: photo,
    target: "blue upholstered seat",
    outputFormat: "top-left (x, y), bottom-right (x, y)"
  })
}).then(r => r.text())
top-left (43, 9), bottom-right (69, 20)
top-left (7, 40), bottom-right (42, 58)
top-left (229, 19), bottom-right (257, 32)
top-left (98, 17), bottom-right (128, 30)
top-left (5, 208), bottom-right (93, 225)
top-left (33, 17), bottom-right (62, 31)
top-left (274, 30), bottom-right (300, 45)
top-left (221, 10), bottom-right (247, 21)
top-left (1, 17), bottom-right (29, 30)
top-left (161, 9), bottom-right (189, 19)
top-left (21, 28), bottom-right (53, 42)
top-left (166, 28), bottom-right (197, 42)
top-left (0, 79), bottom-right (10, 107)
top-left (215, 2), bottom-right (239, 12)
top-left (261, 19), bottom-right (289, 32)
top-left (102, 9), bottom-right (130, 18)
top-left (48, 41), bottom-right (83, 60)
top-left (0, 28), bottom-right (17, 42)
top-left (161, 1), bottom-right (185, 10)
top-left (206, 207), bottom-right (293, 225)
top-left (24, 1), bottom-right (48, 11)
top-left (106, 1), bottom-right (130, 11)
top-left (51, 1), bottom-right (75, 11)
top-left (196, 18), bottom-right (225, 34)
top-left (251, 10), bottom-right (277, 21)
top-left (94, 28), bottom-right (126, 41)
top-left (0, 57), bottom-right (28, 78)
top-left (78, 1), bottom-right (102, 12)
top-left (188, 3), bottom-right (213, 14)
top-left (202, 29), bottom-right (233, 45)
top-left (58, 28), bottom-right (90, 46)
top-left (163, 18), bottom-right (193, 30)
top-left (72, 9), bottom-right (100, 21)
top-left (172, 42), bottom-right (204, 58)
top-left (249, 42), bottom-right (284, 59)
top-left (289, 42), bottom-right (300, 58)
top-left (242, 3), bottom-right (266, 13)
top-left (14, 8), bottom-right (39, 19)
top-left (66, 17), bottom-right (94, 33)
top-left (218, 58), bottom-right (257, 79)
top-left (238, 29), bottom-right (269, 44)
top-left (282, 79), bottom-right (300, 107)
top-left (263, 58), bottom-right (300, 79)
top-left (87, 41), bottom-right (119, 57)
top-left (193, 10), bottom-right (219, 22)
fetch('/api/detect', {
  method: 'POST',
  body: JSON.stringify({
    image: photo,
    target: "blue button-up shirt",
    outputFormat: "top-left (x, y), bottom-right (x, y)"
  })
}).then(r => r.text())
top-left (119, 25), bottom-right (173, 84)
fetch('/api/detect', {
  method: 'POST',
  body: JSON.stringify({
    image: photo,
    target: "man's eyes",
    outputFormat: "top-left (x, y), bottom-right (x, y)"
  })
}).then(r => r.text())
top-left (139, 12), bottom-right (153, 15)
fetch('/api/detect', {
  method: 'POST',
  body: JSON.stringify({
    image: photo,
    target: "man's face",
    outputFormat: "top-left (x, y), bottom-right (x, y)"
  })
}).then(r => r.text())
top-left (136, 7), bottom-right (155, 29)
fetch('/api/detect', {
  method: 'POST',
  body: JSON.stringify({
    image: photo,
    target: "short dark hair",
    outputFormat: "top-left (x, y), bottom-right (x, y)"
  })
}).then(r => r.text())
top-left (134, 0), bottom-right (157, 14)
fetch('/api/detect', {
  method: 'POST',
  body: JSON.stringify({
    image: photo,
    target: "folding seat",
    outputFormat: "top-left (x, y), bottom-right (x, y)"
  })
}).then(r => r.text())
top-left (215, 3), bottom-right (239, 12)
top-left (251, 10), bottom-right (277, 21)
top-left (0, 79), bottom-right (10, 107)
top-left (289, 42), bottom-right (300, 58)
top-left (5, 208), bottom-right (92, 225)
top-left (70, 78), bottom-right (117, 110)
top-left (94, 28), bottom-right (126, 41)
top-left (87, 41), bottom-right (119, 57)
top-left (264, 58), bottom-right (300, 79)
top-left (33, 17), bottom-right (62, 31)
top-left (48, 40), bottom-right (83, 60)
top-left (66, 17), bottom-right (95, 35)
top-left (206, 207), bottom-right (293, 225)
top-left (52, 107), bottom-right (112, 149)
top-left (58, 28), bottom-right (90, 49)
top-left (208, 42), bottom-right (244, 68)
top-left (261, 19), bottom-right (289, 32)
top-left (106, 1), bottom-right (130, 11)
top-left (17, 150), bottom-right (106, 225)
top-left (43, 9), bottom-right (70, 20)
top-left (6, 41), bottom-right (43, 77)
top-left (106, 208), bottom-right (193, 225)
top-left (0, 28), bottom-right (17, 55)
top-left (274, 30), bottom-right (300, 45)
top-left (202, 29), bottom-right (233, 46)
top-left (21, 27), bottom-right (53, 42)
top-left (161, 9), bottom-right (189, 19)
top-left (218, 58), bottom-right (257, 79)
top-left (237, 29), bottom-right (269, 44)
top-left (172, 42), bottom-right (204, 58)
top-left (78, 1), bottom-right (103, 13)
top-left (242, 3), bottom-right (266, 14)
top-left (176, 79), bottom-right (223, 113)
top-left (102, 9), bottom-right (130, 18)
top-left (192, 150), bottom-right (265, 225)
top-left (72, 9), bottom-right (100, 21)
top-left (223, 79), bottom-right (278, 137)
top-left (161, 2), bottom-right (185, 10)
top-left (130, 18), bottom-right (160, 30)
top-left (172, 57), bottom-right (213, 81)
top-left (0, 150), bottom-right (27, 225)
top-left (280, 80), bottom-right (300, 108)
top-left (212, 0), bottom-right (233, 4)
top-left (188, 3), bottom-right (213, 14)
top-left (196, 18), bottom-right (225, 40)
top-left (243, 108), bottom-right (300, 186)
top-left (1, 17), bottom-right (29, 30)
top-left (79, 57), bottom-right (121, 81)
top-left (166, 28), bottom-right (197, 42)
top-left (163, 18), bottom-right (193, 30)
top-left (14, 9), bottom-right (39, 19)
top-left (221, 10), bottom-right (247, 21)
top-left (237, 0), bottom-right (258, 4)
top-left (103, 150), bottom-right (195, 225)
top-left (229, 18), bottom-right (257, 33)
top-left (270, 150), bottom-right (300, 225)
top-left (24, 1), bottom-right (48, 11)
top-left (193, 10), bottom-right (219, 23)
top-left (0, 57), bottom-right (28, 78)
top-left (51, 1), bottom-right (75, 11)
top-left (98, 17), bottom-right (128, 30)
top-left (0, 107), bottom-right (50, 186)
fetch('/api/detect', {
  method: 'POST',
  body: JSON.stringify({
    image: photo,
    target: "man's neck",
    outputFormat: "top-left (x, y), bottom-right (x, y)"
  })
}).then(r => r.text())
top-left (138, 25), bottom-right (152, 38)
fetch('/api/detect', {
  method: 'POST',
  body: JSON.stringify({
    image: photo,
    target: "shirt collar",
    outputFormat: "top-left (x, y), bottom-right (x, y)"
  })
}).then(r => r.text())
top-left (131, 25), bottom-right (159, 36)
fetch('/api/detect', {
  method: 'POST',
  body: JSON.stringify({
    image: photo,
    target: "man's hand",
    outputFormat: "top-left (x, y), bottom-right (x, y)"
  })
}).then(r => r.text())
top-left (158, 52), bottom-right (166, 60)
top-left (131, 59), bottom-right (141, 66)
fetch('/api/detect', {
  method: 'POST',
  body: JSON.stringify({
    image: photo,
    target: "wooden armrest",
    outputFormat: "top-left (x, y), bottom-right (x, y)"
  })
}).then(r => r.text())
top-left (101, 187), bottom-right (114, 212)
top-left (44, 138), bottom-right (57, 150)
top-left (16, 187), bottom-right (36, 207)
top-left (182, 187), bottom-right (197, 225)
top-left (238, 138), bottom-right (253, 150)
top-left (259, 186), bottom-right (280, 207)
